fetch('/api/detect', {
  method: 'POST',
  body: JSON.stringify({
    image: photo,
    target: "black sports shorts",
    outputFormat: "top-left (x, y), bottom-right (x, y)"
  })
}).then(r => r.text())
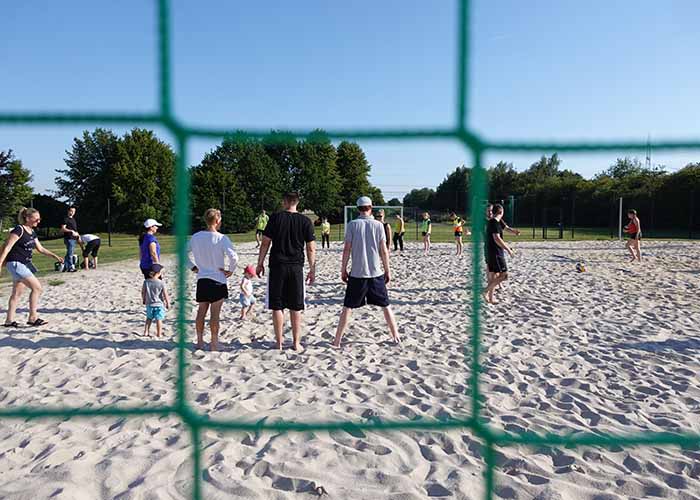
top-left (343, 276), bottom-right (390, 309)
top-left (267, 264), bottom-right (305, 311)
top-left (83, 239), bottom-right (100, 258)
top-left (196, 278), bottom-right (229, 303)
top-left (487, 255), bottom-right (508, 273)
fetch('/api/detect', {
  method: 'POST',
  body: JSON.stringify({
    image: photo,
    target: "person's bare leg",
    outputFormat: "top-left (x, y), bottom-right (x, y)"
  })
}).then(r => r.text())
top-left (144, 318), bottom-right (152, 337)
top-left (382, 306), bottom-right (400, 344)
top-left (5, 281), bottom-right (25, 324)
top-left (83, 257), bottom-right (89, 270)
top-left (93, 256), bottom-right (98, 269)
top-left (195, 302), bottom-right (209, 350)
top-left (635, 240), bottom-right (642, 261)
top-left (290, 310), bottom-right (303, 351)
top-left (209, 300), bottom-right (224, 351)
top-left (272, 310), bottom-right (284, 349)
top-left (333, 307), bottom-right (352, 347)
top-left (626, 241), bottom-right (635, 261)
top-left (246, 304), bottom-right (254, 318)
top-left (25, 276), bottom-right (43, 323)
top-left (487, 273), bottom-right (508, 304)
top-left (155, 319), bottom-right (163, 338)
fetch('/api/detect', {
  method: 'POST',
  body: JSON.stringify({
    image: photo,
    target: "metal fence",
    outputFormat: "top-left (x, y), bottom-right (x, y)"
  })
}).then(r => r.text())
top-left (1, 1), bottom-right (699, 499)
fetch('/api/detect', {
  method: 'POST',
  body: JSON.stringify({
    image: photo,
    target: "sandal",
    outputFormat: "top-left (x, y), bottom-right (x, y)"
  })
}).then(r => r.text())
top-left (26, 318), bottom-right (48, 327)
top-left (2, 322), bottom-right (19, 328)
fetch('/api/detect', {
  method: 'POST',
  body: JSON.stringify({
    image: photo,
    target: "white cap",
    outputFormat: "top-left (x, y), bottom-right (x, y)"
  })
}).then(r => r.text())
top-left (356, 196), bottom-right (372, 207)
top-left (144, 218), bottom-right (163, 228)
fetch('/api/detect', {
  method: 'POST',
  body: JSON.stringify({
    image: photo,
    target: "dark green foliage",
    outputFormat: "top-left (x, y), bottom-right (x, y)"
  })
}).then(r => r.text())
top-left (0, 150), bottom-right (33, 231)
top-left (55, 128), bottom-right (119, 232)
top-left (112, 128), bottom-right (176, 230)
top-left (387, 198), bottom-right (402, 206)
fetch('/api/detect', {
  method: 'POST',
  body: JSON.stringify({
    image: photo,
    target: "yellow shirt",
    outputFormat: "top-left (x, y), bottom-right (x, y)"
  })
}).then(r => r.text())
top-left (321, 222), bottom-right (331, 235)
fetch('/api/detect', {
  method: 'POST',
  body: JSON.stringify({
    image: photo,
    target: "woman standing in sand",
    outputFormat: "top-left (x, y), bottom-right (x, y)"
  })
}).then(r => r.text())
top-left (393, 214), bottom-right (405, 252)
top-left (377, 209), bottom-right (393, 252)
top-left (0, 208), bottom-right (63, 327)
top-left (624, 209), bottom-right (642, 262)
top-left (188, 208), bottom-right (239, 351)
top-left (139, 218), bottom-right (163, 279)
top-left (421, 212), bottom-right (432, 255)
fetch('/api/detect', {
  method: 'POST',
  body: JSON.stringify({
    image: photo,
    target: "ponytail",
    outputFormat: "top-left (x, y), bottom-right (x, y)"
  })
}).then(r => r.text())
top-left (17, 207), bottom-right (39, 225)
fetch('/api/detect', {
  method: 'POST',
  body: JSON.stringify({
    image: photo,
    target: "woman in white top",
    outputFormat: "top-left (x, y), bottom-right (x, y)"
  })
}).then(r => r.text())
top-left (188, 208), bottom-right (238, 351)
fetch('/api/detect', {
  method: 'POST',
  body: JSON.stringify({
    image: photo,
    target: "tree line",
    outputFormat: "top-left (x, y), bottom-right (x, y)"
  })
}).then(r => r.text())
top-left (403, 154), bottom-right (700, 228)
top-left (1, 128), bottom-right (384, 234)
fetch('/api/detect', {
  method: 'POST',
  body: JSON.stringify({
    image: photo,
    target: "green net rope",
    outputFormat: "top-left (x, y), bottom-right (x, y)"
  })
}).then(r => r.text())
top-left (1, 1), bottom-right (699, 498)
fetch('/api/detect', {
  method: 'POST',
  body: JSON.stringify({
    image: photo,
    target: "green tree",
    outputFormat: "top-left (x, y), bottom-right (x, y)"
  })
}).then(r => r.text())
top-left (387, 198), bottom-right (402, 206)
top-left (294, 130), bottom-right (341, 217)
top-left (435, 165), bottom-right (471, 212)
top-left (263, 131), bottom-right (299, 194)
top-left (190, 162), bottom-right (252, 233)
top-left (336, 141), bottom-right (371, 203)
top-left (403, 188), bottom-right (435, 210)
top-left (55, 128), bottom-right (119, 231)
top-left (488, 161), bottom-right (519, 200)
top-left (0, 150), bottom-right (33, 232)
top-left (111, 128), bottom-right (176, 231)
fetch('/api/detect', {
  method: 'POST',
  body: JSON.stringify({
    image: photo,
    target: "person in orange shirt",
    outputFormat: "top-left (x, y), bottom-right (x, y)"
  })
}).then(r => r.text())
top-left (624, 209), bottom-right (642, 262)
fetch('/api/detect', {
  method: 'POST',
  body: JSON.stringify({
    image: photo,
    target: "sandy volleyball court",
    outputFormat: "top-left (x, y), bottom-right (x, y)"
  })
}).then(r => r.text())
top-left (0, 240), bottom-right (699, 499)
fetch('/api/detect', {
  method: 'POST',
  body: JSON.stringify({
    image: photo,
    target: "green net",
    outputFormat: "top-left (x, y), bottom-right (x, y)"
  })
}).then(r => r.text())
top-left (1, 1), bottom-right (699, 498)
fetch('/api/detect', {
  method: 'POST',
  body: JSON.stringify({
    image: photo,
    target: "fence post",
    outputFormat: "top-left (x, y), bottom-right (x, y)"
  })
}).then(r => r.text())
top-left (532, 198), bottom-right (536, 239)
top-left (690, 190), bottom-right (695, 239)
top-left (542, 207), bottom-right (547, 239)
top-left (618, 197), bottom-right (623, 241)
top-left (571, 195), bottom-right (575, 239)
top-left (559, 201), bottom-right (564, 239)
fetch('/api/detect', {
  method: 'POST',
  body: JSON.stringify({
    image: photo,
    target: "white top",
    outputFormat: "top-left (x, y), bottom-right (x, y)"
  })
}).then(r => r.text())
top-left (187, 230), bottom-right (238, 284)
top-left (240, 277), bottom-right (253, 296)
top-left (80, 234), bottom-right (99, 243)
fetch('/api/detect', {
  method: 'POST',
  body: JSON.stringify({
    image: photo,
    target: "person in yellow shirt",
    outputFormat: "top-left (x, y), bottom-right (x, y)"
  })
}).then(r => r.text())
top-left (393, 214), bottom-right (405, 252)
top-left (254, 210), bottom-right (269, 248)
top-left (450, 211), bottom-right (471, 256)
top-left (321, 217), bottom-right (331, 249)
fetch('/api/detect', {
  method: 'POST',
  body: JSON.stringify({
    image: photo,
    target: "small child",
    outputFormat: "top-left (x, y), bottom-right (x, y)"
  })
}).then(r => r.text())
top-left (239, 265), bottom-right (257, 320)
top-left (142, 263), bottom-right (170, 337)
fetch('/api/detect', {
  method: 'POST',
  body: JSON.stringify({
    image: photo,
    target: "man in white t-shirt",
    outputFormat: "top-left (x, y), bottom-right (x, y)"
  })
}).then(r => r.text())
top-left (78, 233), bottom-right (101, 270)
top-left (332, 196), bottom-right (400, 348)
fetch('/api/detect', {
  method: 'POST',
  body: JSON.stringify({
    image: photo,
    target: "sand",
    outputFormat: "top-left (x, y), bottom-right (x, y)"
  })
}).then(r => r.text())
top-left (0, 240), bottom-right (699, 499)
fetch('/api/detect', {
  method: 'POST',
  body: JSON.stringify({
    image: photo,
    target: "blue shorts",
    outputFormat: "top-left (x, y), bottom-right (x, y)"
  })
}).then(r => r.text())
top-left (239, 294), bottom-right (256, 307)
top-left (146, 305), bottom-right (166, 321)
top-left (5, 261), bottom-right (35, 282)
top-left (343, 276), bottom-right (390, 309)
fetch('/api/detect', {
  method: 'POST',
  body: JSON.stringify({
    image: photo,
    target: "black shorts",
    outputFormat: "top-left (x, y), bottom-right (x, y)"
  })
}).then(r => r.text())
top-left (487, 255), bottom-right (508, 273)
top-left (256, 229), bottom-right (264, 236)
top-left (422, 232), bottom-right (429, 237)
top-left (267, 264), bottom-right (305, 311)
top-left (343, 276), bottom-right (390, 309)
top-left (83, 239), bottom-right (100, 258)
top-left (454, 231), bottom-right (463, 238)
top-left (196, 278), bottom-right (229, 303)
top-left (628, 232), bottom-right (640, 240)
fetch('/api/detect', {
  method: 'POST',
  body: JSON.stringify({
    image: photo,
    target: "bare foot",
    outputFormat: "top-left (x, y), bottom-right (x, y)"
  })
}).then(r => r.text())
top-left (292, 343), bottom-right (304, 353)
top-left (331, 342), bottom-right (341, 349)
top-left (276, 343), bottom-right (283, 351)
top-left (195, 342), bottom-right (204, 351)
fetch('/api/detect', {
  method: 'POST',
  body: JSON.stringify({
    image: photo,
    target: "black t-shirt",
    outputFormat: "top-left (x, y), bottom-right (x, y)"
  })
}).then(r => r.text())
top-left (486, 218), bottom-right (505, 258)
top-left (63, 216), bottom-right (77, 240)
top-left (6, 225), bottom-right (37, 265)
top-left (263, 212), bottom-right (315, 266)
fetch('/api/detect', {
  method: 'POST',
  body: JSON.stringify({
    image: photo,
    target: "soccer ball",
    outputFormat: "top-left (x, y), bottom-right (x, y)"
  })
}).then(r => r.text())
top-left (575, 262), bottom-right (586, 273)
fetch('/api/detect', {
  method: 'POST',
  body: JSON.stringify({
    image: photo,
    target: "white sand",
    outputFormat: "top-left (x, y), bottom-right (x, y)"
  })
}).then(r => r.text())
top-left (0, 240), bottom-right (699, 499)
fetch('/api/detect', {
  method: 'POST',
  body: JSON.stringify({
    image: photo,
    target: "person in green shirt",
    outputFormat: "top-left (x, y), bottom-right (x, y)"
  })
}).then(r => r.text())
top-left (320, 217), bottom-right (331, 249)
top-left (255, 210), bottom-right (269, 248)
top-left (421, 212), bottom-right (432, 255)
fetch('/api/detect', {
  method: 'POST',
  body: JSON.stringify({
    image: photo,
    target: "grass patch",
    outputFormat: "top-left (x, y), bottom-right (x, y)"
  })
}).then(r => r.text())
top-left (48, 279), bottom-right (65, 286)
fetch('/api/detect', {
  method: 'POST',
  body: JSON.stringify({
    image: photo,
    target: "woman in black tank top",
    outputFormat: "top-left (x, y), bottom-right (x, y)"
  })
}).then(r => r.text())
top-left (0, 208), bottom-right (63, 328)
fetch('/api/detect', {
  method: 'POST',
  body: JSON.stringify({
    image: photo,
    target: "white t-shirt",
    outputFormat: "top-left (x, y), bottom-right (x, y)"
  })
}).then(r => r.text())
top-left (80, 234), bottom-right (99, 243)
top-left (187, 230), bottom-right (238, 284)
top-left (240, 277), bottom-right (253, 296)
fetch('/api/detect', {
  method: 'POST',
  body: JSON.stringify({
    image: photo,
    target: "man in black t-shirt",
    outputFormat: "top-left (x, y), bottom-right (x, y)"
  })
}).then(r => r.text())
top-left (257, 193), bottom-right (316, 351)
top-left (60, 206), bottom-right (79, 272)
top-left (484, 204), bottom-right (514, 304)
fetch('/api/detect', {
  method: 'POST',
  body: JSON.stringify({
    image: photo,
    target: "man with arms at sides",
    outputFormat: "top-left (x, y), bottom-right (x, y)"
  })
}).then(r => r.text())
top-left (60, 206), bottom-right (79, 272)
top-left (483, 204), bottom-right (515, 304)
top-left (257, 193), bottom-right (316, 351)
top-left (333, 197), bottom-right (400, 348)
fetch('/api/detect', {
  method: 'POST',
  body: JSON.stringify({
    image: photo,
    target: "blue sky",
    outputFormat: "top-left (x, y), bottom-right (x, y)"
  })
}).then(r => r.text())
top-left (2, 0), bottom-right (699, 201)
